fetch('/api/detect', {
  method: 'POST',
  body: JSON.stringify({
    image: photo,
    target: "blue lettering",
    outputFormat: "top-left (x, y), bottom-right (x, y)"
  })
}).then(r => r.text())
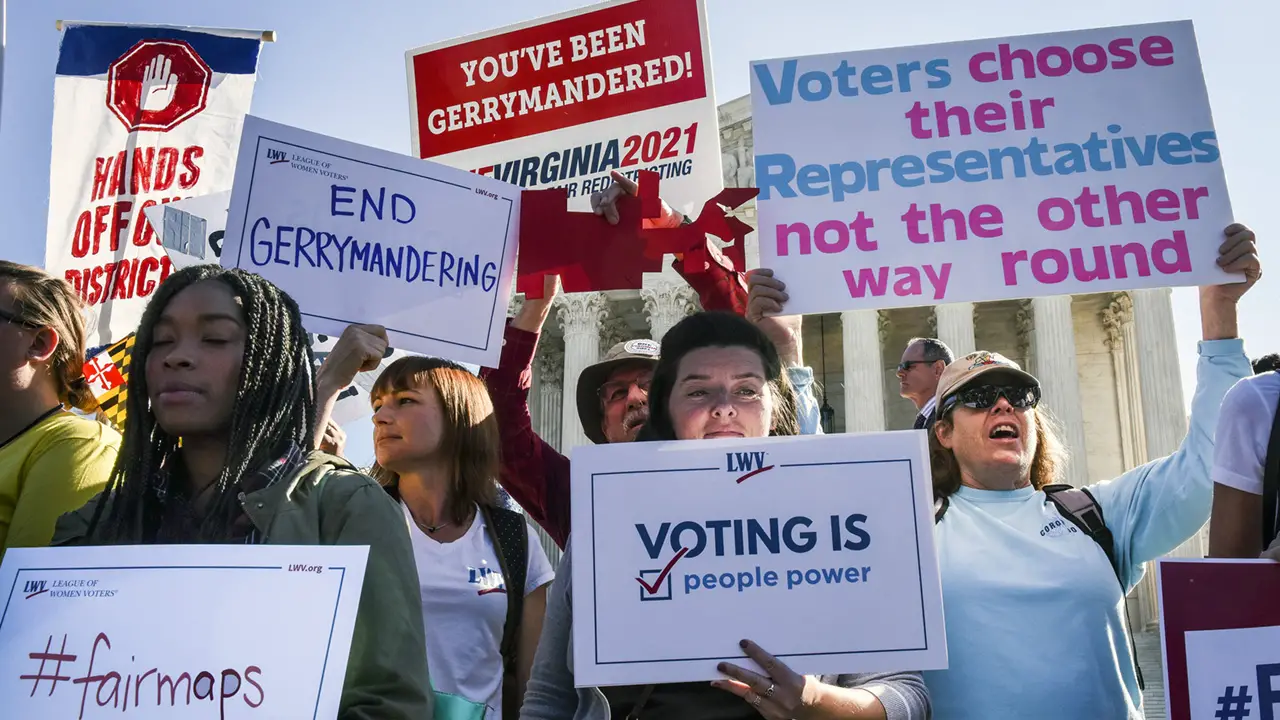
top-left (249, 217), bottom-right (272, 266)
top-left (481, 262), bottom-right (498, 292)
top-left (392, 193), bottom-right (416, 224)
top-left (636, 523), bottom-right (669, 560)
top-left (361, 187), bottom-right (385, 222)
top-left (672, 521), bottom-right (707, 558)
top-left (1190, 131), bottom-right (1219, 163)
top-left (1156, 132), bottom-right (1193, 165)
top-left (330, 186), bottom-right (355, 217)
top-left (925, 58), bottom-right (952, 88)
top-left (295, 227), bottom-right (317, 267)
top-left (756, 154), bottom-right (797, 201)
top-left (797, 70), bottom-right (831, 101)
top-left (891, 155), bottom-right (925, 187)
top-left (782, 516), bottom-right (816, 553)
top-left (752, 59), bottom-right (797, 105)
top-left (273, 225), bottom-right (294, 267)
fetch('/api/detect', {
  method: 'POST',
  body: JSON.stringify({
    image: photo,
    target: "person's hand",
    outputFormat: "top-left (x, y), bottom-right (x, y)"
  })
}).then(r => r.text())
top-left (319, 419), bottom-right (347, 457)
top-left (512, 274), bottom-right (560, 333)
top-left (590, 170), bottom-right (684, 228)
top-left (746, 269), bottom-right (803, 366)
top-left (712, 639), bottom-right (822, 719)
top-left (1203, 223), bottom-right (1261, 304)
top-left (317, 324), bottom-right (388, 397)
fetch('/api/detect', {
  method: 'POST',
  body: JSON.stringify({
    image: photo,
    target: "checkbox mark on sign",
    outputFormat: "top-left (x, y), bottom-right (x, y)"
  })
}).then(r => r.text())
top-left (636, 546), bottom-right (690, 598)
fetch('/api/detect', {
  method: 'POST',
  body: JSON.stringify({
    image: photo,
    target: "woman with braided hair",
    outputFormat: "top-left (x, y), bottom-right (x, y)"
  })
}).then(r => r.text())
top-left (0, 261), bottom-right (119, 559)
top-left (53, 265), bottom-right (433, 719)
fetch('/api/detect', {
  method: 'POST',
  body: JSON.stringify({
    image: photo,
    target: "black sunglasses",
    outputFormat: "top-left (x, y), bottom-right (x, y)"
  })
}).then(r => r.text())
top-left (941, 384), bottom-right (1041, 415)
top-left (0, 307), bottom-right (40, 329)
top-left (897, 360), bottom-right (935, 373)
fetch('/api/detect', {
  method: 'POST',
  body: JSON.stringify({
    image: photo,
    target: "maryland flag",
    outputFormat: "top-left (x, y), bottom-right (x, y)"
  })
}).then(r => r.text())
top-left (83, 333), bottom-right (135, 431)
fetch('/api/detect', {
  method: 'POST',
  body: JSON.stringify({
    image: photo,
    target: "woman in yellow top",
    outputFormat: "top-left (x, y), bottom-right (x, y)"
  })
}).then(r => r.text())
top-left (0, 261), bottom-right (119, 557)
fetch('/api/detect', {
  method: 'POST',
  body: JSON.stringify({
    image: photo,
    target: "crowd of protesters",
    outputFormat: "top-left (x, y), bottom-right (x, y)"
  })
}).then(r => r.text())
top-left (0, 173), bottom-right (1269, 719)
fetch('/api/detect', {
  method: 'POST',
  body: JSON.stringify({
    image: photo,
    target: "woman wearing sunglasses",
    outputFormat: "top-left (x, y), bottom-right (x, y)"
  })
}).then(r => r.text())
top-left (924, 222), bottom-right (1261, 718)
top-left (0, 261), bottom-right (118, 559)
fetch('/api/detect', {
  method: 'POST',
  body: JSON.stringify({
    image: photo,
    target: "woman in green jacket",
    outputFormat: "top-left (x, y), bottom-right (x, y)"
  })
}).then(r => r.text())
top-left (53, 265), bottom-right (433, 720)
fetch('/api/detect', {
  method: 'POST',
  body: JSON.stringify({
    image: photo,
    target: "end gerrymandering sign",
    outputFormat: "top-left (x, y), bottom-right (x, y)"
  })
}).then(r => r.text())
top-left (570, 431), bottom-right (946, 687)
top-left (221, 116), bottom-right (520, 367)
top-left (406, 0), bottom-right (721, 215)
top-left (751, 21), bottom-right (1234, 315)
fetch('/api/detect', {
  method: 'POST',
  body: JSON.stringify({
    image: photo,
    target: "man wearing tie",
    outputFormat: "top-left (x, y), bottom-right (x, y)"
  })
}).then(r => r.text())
top-left (897, 337), bottom-right (954, 430)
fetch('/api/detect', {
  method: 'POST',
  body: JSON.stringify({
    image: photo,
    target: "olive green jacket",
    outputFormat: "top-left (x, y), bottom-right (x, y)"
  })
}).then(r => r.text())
top-left (52, 452), bottom-right (434, 720)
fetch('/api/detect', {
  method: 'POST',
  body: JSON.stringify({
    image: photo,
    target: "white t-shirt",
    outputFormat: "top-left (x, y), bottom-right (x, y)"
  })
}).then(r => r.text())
top-left (1211, 372), bottom-right (1280, 495)
top-left (402, 503), bottom-right (555, 720)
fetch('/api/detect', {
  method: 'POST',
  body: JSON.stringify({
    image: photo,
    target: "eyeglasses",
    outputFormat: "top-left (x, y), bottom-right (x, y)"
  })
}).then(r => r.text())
top-left (896, 360), bottom-right (933, 373)
top-left (599, 376), bottom-right (652, 405)
top-left (0, 307), bottom-right (40, 329)
top-left (941, 384), bottom-right (1041, 415)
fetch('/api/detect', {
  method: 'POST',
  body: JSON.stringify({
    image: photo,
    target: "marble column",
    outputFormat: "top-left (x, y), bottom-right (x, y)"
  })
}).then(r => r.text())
top-left (1132, 287), bottom-right (1201, 559)
top-left (1102, 294), bottom-right (1149, 471)
top-left (933, 302), bottom-right (976, 358)
top-left (641, 282), bottom-right (699, 343)
top-left (532, 344), bottom-right (565, 453)
top-left (556, 293), bottom-right (608, 452)
top-left (841, 310), bottom-right (886, 432)
top-left (1032, 296), bottom-right (1089, 487)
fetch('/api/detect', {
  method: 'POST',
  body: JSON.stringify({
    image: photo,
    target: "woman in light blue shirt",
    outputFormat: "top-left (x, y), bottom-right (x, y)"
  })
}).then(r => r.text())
top-left (924, 224), bottom-right (1259, 718)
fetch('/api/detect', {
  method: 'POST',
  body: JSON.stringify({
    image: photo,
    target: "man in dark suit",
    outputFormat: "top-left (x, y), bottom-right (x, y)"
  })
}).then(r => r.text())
top-left (897, 337), bottom-right (954, 430)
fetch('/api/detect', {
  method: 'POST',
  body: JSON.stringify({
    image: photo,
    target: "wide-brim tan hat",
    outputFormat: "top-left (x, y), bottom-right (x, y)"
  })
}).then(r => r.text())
top-left (933, 351), bottom-right (1040, 414)
top-left (576, 339), bottom-right (660, 444)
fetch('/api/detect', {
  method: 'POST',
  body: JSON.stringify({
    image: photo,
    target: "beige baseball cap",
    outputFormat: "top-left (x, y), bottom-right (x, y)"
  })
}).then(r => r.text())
top-left (933, 350), bottom-right (1040, 413)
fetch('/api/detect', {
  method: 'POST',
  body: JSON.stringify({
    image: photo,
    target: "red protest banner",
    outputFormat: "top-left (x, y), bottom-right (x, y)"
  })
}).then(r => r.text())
top-left (1157, 559), bottom-right (1280, 720)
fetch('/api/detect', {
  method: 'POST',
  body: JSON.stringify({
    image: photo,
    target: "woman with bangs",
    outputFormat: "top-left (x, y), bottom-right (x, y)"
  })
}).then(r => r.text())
top-left (317, 339), bottom-right (555, 720)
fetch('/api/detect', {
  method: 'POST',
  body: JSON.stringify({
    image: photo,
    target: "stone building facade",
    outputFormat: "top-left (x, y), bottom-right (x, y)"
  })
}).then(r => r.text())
top-left (517, 94), bottom-right (1202, 636)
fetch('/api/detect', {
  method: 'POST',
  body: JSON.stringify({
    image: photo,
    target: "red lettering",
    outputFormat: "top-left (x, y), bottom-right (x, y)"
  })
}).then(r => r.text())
top-left (137, 257), bottom-right (160, 296)
top-left (91, 156), bottom-right (112, 203)
top-left (88, 265), bottom-right (106, 305)
top-left (108, 151), bottom-right (126, 198)
top-left (131, 147), bottom-right (155, 195)
top-left (179, 146), bottom-right (204, 188)
top-left (64, 270), bottom-right (84, 298)
top-left (133, 200), bottom-right (158, 247)
top-left (92, 205), bottom-right (112, 256)
top-left (158, 255), bottom-right (173, 287)
top-left (108, 202), bottom-right (132, 253)
top-left (71, 211), bottom-right (93, 258)
top-left (154, 148), bottom-right (179, 191)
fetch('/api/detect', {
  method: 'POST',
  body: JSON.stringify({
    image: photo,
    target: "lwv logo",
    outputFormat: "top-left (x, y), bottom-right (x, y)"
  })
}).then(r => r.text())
top-left (266, 148), bottom-right (289, 164)
top-left (24, 580), bottom-right (48, 599)
top-left (726, 451), bottom-right (774, 483)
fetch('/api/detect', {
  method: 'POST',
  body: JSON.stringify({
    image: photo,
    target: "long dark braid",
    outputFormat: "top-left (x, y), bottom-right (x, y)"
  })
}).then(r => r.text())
top-left (90, 265), bottom-right (317, 542)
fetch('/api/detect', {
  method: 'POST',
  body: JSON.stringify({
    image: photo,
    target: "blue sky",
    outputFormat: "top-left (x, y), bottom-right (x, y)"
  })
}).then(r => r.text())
top-left (2, 0), bottom-right (1275, 465)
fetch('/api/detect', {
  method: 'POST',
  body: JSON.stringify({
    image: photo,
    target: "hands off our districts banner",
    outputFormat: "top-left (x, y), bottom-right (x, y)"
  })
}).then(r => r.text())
top-left (45, 24), bottom-right (264, 346)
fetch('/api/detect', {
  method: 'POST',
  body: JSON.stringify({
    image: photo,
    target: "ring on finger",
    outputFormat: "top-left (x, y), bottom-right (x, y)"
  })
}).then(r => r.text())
top-left (748, 692), bottom-right (761, 708)
top-left (764, 683), bottom-right (776, 698)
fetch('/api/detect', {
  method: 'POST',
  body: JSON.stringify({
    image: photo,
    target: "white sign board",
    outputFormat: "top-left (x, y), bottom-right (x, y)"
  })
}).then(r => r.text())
top-left (406, 0), bottom-right (722, 216)
top-left (223, 115), bottom-right (521, 367)
top-left (0, 544), bottom-right (368, 718)
top-left (1184, 625), bottom-right (1280, 720)
top-left (570, 431), bottom-right (946, 687)
top-left (751, 21), bottom-right (1233, 315)
top-left (45, 24), bottom-right (262, 346)
top-left (144, 191), bottom-right (231, 269)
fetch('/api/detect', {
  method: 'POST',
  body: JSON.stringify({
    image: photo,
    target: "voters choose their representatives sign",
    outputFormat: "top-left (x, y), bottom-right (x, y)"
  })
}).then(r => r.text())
top-left (570, 432), bottom-right (947, 687)
top-left (0, 544), bottom-right (368, 718)
top-left (222, 115), bottom-right (521, 367)
top-left (406, 0), bottom-right (722, 216)
top-left (751, 21), bottom-right (1234, 315)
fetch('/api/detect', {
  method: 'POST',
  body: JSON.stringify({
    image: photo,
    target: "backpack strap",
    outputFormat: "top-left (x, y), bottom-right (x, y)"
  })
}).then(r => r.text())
top-left (1042, 484), bottom-right (1120, 584)
top-left (933, 495), bottom-right (950, 524)
top-left (1262, 371), bottom-right (1280, 547)
top-left (1042, 483), bottom-right (1144, 691)
top-left (478, 504), bottom-right (528, 673)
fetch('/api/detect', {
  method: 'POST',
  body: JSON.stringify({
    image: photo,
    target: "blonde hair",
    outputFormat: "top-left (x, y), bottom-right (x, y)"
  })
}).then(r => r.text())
top-left (0, 261), bottom-right (97, 412)
top-left (368, 357), bottom-right (499, 524)
top-left (928, 404), bottom-right (1067, 499)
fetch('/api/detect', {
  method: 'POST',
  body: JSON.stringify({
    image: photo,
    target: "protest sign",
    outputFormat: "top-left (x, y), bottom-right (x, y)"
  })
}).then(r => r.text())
top-left (142, 192), bottom-right (413, 425)
top-left (569, 431), bottom-right (946, 687)
top-left (751, 21), bottom-right (1234, 315)
top-left (45, 24), bottom-right (263, 346)
top-left (221, 115), bottom-right (520, 367)
top-left (1157, 559), bottom-right (1280, 720)
top-left (0, 544), bottom-right (367, 718)
top-left (406, 0), bottom-right (721, 216)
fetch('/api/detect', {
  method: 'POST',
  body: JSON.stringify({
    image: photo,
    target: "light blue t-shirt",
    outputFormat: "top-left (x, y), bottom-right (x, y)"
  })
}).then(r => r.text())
top-left (924, 338), bottom-right (1249, 719)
